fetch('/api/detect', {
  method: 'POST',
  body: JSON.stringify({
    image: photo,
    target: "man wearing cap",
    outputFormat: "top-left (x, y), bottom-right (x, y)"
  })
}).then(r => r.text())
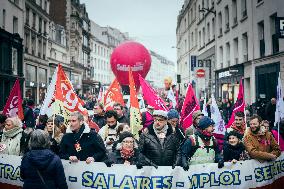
top-left (141, 105), bottom-right (154, 129)
top-left (185, 110), bottom-right (204, 137)
top-left (167, 109), bottom-right (185, 142)
top-left (180, 116), bottom-right (223, 170)
top-left (138, 110), bottom-right (180, 167)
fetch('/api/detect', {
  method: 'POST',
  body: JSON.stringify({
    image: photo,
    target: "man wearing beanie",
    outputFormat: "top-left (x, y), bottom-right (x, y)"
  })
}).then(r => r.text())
top-left (139, 110), bottom-right (180, 167)
top-left (180, 116), bottom-right (223, 170)
top-left (167, 109), bottom-right (185, 142)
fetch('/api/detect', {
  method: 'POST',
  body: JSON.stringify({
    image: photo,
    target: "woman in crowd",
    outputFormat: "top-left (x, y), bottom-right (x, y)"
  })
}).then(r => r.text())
top-left (36, 114), bottom-right (48, 130)
top-left (223, 130), bottom-right (249, 163)
top-left (20, 129), bottom-right (68, 189)
top-left (44, 116), bottom-right (64, 154)
top-left (0, 117), bottom-right (23, 155)
top-left (108, 132), bottom-right (140, 166)
top-left (112, 123), bottom-right (131, 151)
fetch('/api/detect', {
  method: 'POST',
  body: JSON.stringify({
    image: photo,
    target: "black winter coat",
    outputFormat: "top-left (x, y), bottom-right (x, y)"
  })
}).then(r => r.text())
top-left (108, 148), bottom-right (140, 165)
top-left (92, 114), bottom-right (106, 129)
top-left (138, 124), bottom-right (180, 166)
top-left (24, 107), bottom-right (35, 128)
top-left (223, 142), bottom-right (246, 162)
top-left (59, 124), bottom-right (107, 161)
top-left (20, 149), bottom-right (68, 189)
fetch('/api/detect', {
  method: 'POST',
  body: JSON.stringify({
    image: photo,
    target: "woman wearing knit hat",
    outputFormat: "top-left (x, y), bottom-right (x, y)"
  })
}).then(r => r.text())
top-left (223, 130), bottom-right (250, 163)
top-left (180, 116), bottom-right (224, 171)
top-left (107, 132), bottom-right (141, 167)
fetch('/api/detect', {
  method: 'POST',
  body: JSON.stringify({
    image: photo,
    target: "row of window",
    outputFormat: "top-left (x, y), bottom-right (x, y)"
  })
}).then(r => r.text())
top-left (94, 43), bottom-right (110, 57)
top-left (25, 7), bottom-right (47, 34)
top-left (93, 58), bottom-right (109, 70)
top-left (24, 30), bottom-right (47, 59)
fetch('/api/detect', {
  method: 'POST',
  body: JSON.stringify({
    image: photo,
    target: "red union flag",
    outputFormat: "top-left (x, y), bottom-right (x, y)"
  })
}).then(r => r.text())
top-left (180, 83), bottom-right (200, 130)
top-left (226, 78), bottom-right (245, 128)
top-left (139, 74), bottom-right (168, 111)
top-left (3, 79), bottom-right (24, 120)
top-left (54, 64), bottom-right (87, 119)
top-left (104, 78), bottom-right (125, 111)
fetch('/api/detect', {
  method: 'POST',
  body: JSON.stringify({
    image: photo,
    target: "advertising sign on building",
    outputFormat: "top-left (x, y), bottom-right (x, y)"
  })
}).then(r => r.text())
top-left (276, 17), bottom-right (284, 38)
top-left (191, 56), bottom-right (197, 71)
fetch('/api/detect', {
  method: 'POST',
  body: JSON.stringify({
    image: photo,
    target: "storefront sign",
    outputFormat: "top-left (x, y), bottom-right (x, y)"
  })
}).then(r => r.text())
top-left (196, 69), bottom-right (205, 78)
top-left (218, 71), bottom-right (232, 79)
top-left (39, 83), bottom-right (47, 88)
top-left (276, 17), bottom-right (284, 38)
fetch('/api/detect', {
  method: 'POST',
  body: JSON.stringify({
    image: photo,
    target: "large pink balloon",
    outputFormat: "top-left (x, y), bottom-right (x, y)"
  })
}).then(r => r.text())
top-left (110, 41), bottom-right (151, 89)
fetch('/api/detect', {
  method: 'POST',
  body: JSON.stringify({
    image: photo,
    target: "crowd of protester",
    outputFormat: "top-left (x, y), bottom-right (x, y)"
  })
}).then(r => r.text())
top-left (0, 95), bottom-right (283, 189)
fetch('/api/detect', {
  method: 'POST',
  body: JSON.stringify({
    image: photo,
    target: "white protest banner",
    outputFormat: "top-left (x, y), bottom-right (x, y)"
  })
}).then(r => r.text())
top-left (1, 153), bottom-right (284, 189)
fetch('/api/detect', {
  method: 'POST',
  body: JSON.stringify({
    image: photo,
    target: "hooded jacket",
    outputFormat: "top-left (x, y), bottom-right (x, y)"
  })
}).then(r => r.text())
top-left (59, 124), bottom-right (107, 161)
top-left (138, 124), bottom-right (180, 166)
top-left (20, 149), bottom-right (68, 189)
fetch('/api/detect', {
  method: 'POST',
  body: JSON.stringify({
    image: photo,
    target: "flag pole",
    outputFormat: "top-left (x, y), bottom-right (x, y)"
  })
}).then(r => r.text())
top-left (52, 114), bottom-right (55, 139)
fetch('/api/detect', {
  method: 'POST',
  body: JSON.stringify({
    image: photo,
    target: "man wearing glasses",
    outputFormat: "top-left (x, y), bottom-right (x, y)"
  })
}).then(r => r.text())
top-left (138, 110), bottom-right (180, 167)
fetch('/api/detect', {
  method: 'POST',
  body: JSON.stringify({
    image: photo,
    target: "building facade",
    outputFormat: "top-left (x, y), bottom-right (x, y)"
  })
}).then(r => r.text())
top-left (49, 0), bottom-right (94, 95)
top-left (90, 21), bottom-right (111, 89)
top-left (0, 0), bottom-right (25, 109)
top-left (147, 51), bottom-right (176, 89)
top-left (47, 21), bottom-right (71, 81)
top-left (24, 0), bottom-right (50, 105)
top-left (177, 0), bottom-right (284, 104)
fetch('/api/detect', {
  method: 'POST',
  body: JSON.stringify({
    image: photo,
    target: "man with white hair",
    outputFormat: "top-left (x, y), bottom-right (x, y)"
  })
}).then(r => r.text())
top-left (138, 110), bottom-right (180, 166)
top-left (59, 111), bottom-right (107, 164)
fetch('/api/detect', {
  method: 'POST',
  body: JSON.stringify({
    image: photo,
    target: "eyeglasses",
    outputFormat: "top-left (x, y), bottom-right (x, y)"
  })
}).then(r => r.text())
top-left (154, 118), bottom-right (166, 122)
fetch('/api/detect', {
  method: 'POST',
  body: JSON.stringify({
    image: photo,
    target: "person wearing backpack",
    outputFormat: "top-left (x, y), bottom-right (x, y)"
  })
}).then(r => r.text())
top-left (180, 116), bottom-right (224, 171)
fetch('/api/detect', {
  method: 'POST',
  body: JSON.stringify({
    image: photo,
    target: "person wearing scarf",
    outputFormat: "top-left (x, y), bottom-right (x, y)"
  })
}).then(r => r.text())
top-left (59, 112), bottom-right (107, 164)
top-left (244, 115), bottom-right (280, 162)
top-left (0, 117), bottom-right (23, 155)
top-left (107, 132), bottom-right (140, 167)
top-left (180, 116), bottom-right (223, 171)
top-left (223, 130), bottom-right (249, 163)
top-left (138, 110), bottom-right (180, 167)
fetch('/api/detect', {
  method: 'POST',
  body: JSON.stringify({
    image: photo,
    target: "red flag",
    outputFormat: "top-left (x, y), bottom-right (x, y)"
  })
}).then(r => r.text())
top-left (3, 79), bottom-right (24, 120)
top-left (129, 67), bottom-right (142, 139)
top-left (139, 75), bottom-right (168, 111)
top-left (180, 84), bottom-right (200, 130)
top-left (55, 64), bottom-right (87, 116)
top-left (104, 78), bottom-right (125, 111)
top-left (226, 79), bottom-right (245, 128)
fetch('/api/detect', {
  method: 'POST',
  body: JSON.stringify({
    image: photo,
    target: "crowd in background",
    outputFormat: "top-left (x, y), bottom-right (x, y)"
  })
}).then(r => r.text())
top-left (0, 94), bottom-right (283, 189)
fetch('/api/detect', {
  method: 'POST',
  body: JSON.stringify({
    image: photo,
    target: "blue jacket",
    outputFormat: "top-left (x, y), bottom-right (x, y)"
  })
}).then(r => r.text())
top-left (20, 149), bottom-right (68, 189)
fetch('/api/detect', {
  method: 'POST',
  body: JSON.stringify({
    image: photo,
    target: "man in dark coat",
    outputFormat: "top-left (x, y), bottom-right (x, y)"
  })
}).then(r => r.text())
top-left (265, 98), bottom-right (276, 129)
top-left (92, 103), bottom-right (106, 128)
top-left (113, 103), bottom-right (129, 124)
top-left (24, 99), bottom-right (36, 128)
top-left (59, 111), bottom-right (107, 163)
top-left (139, 110), bottom-right (180, 167)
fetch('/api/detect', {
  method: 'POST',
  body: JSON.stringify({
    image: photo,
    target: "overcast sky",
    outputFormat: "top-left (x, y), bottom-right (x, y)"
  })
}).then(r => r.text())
top-left (81, 0), bottom-right (184, 62)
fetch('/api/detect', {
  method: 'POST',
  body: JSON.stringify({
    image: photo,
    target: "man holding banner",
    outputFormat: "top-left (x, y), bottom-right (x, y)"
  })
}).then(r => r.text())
top-left (139, 110), bottom-right (180, 167)
top-left (244, 115), bottom-right (281, 162)
top-left (59, 111), bottom-right (107, 163)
